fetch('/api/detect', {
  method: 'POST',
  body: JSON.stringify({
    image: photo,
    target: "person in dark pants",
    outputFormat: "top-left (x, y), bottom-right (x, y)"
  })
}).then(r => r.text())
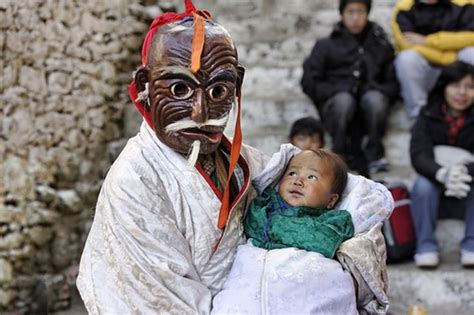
top-left (301, 0), bottom-right (399, 177)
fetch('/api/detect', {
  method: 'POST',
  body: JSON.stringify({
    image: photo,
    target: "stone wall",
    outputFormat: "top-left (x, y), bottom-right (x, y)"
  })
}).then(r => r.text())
top-left (0, 0), bottom-right (161, 312)
top-left (1, 0), bottom-right (398, 312)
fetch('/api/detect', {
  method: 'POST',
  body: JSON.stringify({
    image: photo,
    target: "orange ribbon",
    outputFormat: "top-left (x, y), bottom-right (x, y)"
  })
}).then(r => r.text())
top-left (217, 92), bottom-right (243, 229)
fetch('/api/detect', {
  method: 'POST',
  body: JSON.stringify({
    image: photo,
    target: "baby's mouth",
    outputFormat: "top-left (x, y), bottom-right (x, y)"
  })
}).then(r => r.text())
top-left (289, 190), bottom-right (304, 197)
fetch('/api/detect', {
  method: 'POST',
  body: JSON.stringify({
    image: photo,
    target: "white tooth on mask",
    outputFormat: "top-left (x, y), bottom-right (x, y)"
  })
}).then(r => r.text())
top-left (187, 140), bottom-right (201, 167)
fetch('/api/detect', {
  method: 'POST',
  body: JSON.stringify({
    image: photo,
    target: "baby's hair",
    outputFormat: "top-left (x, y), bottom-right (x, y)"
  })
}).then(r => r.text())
top-left (309, 149), bottom-right (348, 197)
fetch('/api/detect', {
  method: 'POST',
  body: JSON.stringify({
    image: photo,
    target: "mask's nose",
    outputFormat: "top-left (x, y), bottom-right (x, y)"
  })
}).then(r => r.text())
top-left (191, 88), bottom-right (208, 123)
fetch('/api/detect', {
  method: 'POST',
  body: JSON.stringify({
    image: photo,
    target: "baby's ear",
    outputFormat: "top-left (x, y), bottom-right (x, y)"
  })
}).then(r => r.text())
top-left (327, 194), bottom-right (340, 209)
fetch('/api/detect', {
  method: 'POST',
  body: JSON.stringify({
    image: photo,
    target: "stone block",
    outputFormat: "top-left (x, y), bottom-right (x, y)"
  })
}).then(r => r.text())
top-left (123, 105), bottom-right (142, 138)
top-left (215, 0), bottom-right (263, 17)
top-left (26, 226), bottom-right (53, 247)
top-left (388, 101), bottom-right (415, 131)
top-left (0, 205), bottom-right (23, 225)
top-left (19, 66), bottom-right (47, 96)
top-left (0, 232), bottom-right (24, 250)
top-left (81, 11), bottom-right (118, 34)
top-left (383, 130), bottom-right (412, 167)
top-left (57, 190), bottom-right (81, 214)
top-left (238, 37), bottom-right (313, 68)
top-left (242, 66), bottom-right (303, 99)
top-left (222, 14), bottom-right (301, 44)
top-left (0, 259), bottom-right (13, 283)
top-left (0, 288), bottom-right (16, 307)
top-left (270, 0), bottom-right (334, 14)
top-left (47, 72), bottom-right (73, 95)
top-left (0, 8), bottom-right (12, 29)
top-left (4, 154), bottom-right (35, 200)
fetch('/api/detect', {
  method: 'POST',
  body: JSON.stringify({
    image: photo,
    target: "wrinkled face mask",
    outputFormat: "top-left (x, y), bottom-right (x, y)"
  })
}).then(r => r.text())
top-left (147, 20), bottom-right (240, 156)
top-left (130, 0), bottom-right (245, 229)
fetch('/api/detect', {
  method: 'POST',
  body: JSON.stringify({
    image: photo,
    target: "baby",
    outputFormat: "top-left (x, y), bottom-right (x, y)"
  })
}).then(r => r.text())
top-left (212, 149), bottom-right (358, 314)
top-left (245, 149), bottom-right (353, 258)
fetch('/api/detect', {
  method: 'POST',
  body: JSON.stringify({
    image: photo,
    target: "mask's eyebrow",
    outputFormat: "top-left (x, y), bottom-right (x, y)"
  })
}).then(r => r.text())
top-left (153, 66), bottom-right (200, 85)
top-left (206, 70), bottom-right (237, 87)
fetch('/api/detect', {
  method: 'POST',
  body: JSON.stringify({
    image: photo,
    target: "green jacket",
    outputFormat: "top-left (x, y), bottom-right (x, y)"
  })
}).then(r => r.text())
top-left (244, 187), bottom-right (355, 258)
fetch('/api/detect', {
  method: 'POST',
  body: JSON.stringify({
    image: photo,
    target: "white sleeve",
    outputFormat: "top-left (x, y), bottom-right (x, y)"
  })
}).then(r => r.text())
top-left (339, 174), bottom-right (394, 234)
top-left (77, 169), bottom-right (212, 315)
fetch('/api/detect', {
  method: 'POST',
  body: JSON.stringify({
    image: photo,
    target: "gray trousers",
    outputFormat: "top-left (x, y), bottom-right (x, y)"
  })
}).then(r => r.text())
top-left (321, 90), bottom-right (389, 164)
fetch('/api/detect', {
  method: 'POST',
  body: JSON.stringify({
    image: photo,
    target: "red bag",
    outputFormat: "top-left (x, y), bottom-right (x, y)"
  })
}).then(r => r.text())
top-left (382, 183), bottom-right (416, 262)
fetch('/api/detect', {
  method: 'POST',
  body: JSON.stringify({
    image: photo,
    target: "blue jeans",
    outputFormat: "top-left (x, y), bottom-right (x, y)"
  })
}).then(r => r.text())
top-left (394, 46), bottom-right (474, 118)
top-left (411, 176), bottom-right (474, 254)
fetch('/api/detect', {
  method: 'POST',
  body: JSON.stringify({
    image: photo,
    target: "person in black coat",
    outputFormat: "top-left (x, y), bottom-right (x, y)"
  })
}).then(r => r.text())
top-left (301, 0), bottom-right (399, 177)
top-left (410, 61), bottom-right (474, 268)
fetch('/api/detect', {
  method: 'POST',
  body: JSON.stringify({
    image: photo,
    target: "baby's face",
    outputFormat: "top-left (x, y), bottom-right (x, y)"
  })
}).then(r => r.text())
top-left (278, 151), bottom-right (338, 209)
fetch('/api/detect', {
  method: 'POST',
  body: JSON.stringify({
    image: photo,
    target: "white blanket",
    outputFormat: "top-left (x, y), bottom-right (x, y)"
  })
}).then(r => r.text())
top-left (212, 242), bottom-right (357, 315)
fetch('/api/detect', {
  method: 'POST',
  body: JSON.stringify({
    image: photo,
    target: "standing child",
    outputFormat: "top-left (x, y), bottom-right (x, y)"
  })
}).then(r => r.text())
top-left (289, 116), bottom-right (326, 151)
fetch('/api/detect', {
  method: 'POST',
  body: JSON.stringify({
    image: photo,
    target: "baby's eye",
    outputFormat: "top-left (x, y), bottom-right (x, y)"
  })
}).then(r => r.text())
top-left (288, 171), bottom-right (297, 176)
top-left (308, 175), bottom-right (318, 180)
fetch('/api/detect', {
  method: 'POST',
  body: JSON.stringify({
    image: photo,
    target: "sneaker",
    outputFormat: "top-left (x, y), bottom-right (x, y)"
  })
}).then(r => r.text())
top-left (461, 250), bottom-right (474, 268)
top-left (414, 252), bottom-right (439, 268)
top-left (368, 158), bottom-right (390, 174)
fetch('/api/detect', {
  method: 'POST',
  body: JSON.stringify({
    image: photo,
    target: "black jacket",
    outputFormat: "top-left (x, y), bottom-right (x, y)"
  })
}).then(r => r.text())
top-left (301, 22), bottom-right (399, 109)
top-left (410, 101), bottom-right (474, 183)
top-left (395, 0), bottom-right (474, 35)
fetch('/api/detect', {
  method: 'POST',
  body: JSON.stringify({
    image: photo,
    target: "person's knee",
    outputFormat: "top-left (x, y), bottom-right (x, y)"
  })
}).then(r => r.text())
top-left (331, 92), bottom-right (356, 114)
top-left (457, 46), bottom-right (474, 65)
top-left (361, 90), bottom-right (388, 114)
top-left (395, 50), bottom-right (425, 72)
top-left (412, 176), bottom-right (439, 197)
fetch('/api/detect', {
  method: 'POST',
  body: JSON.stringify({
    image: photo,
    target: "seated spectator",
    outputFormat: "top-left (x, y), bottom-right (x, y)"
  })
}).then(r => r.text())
top-left (392, 0), bottom-right (474, 118)
top-left (301, 0), bottom-right (398, 177)
top-left (410, 61), bottom-right (474, 268)
top-left (289, 116), bottom-right (325, 151)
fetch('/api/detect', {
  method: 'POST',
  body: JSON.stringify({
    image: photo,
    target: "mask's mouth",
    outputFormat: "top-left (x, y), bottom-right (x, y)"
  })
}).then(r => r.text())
top-left (178, 127), bottom-right (224, 144)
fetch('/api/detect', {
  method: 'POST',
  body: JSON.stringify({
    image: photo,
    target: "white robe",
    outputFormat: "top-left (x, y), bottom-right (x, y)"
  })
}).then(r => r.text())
top-left (77, 122), bottom-right (269, 314)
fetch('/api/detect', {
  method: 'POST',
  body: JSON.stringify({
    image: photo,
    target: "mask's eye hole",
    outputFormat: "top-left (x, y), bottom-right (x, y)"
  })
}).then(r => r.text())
top-left (208, 84), bottom-right (229, 102)
top-left (170, 83), bottom-right (193, 99)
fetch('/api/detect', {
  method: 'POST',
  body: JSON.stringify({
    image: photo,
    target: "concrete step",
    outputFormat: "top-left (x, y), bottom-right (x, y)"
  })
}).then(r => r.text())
top-left (387, 101), bottom-right (415, 133)
top-left (387, 220), bottom-right (474, 315)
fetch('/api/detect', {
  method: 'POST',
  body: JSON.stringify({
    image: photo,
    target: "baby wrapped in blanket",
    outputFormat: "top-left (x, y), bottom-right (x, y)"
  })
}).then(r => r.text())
top-left (212, 145), bottom-right (394, 314)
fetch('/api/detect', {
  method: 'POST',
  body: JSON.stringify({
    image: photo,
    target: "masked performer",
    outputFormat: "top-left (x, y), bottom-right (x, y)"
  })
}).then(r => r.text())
top-left (78, 1), bottom-right (393, 313)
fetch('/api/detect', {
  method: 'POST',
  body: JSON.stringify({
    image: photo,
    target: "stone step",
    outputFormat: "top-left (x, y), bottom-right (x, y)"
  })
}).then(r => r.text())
top-left (387, 101), bottom-right (415, 133)
top-left (387, 220), bottom-right (473, 315)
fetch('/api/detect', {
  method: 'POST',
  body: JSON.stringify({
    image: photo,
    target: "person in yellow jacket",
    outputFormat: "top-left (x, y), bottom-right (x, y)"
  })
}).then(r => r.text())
top-left (391, 0), bottom-right (474, 117)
